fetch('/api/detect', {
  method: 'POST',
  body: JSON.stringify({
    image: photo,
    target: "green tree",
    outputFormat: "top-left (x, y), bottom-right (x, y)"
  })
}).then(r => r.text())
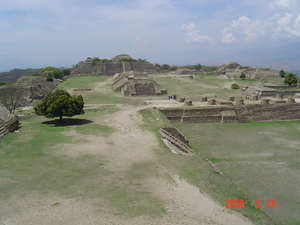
top-left (63, 69), bottom-right (70, 76)
top-left (161, 64), bottom-right (170, 70)
top-left (34, 89), bottom-right (84, 121)
top-left (41, 66), bottom-right (56, 73)
top-left (240, 73), bottom-right (246, 80)
top-left (46, 74), bottom-right (53, 82)
top-left (194, 64), bottom-right (202, 71)
top-left (279, 70), bottom-right (286, 78)
top-left (284, 73), bottom-right (298, 86)
top-left (53, 70), bottom-right (64, 79)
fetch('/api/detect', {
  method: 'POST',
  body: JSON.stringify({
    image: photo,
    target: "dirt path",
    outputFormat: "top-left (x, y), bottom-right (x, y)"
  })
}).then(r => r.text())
top-left (1, 104), bottom-right (253, 225)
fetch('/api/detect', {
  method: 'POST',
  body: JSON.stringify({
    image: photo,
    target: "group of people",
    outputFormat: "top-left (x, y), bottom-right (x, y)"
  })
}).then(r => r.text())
top-left (168, 94), bottom-right (177, 101)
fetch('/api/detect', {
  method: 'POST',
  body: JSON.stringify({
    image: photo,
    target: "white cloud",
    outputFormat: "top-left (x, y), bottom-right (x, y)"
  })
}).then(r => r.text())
top-left (269, 0), bottom-right (296, 10)
top-left (221, 16), bottom-right (266, 43)
top-left (181, 23), bottom-right (213, 43)
top-left (222, 0), bottom-right (300, 43)
top-left (271, 13), bottom-right (300, 39)
top-left (221, 28), bottom-right (237, 43)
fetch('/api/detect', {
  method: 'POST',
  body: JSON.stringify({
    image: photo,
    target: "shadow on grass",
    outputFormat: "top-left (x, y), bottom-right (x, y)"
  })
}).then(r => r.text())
top-left (42, 118), bottom-right (94, 127)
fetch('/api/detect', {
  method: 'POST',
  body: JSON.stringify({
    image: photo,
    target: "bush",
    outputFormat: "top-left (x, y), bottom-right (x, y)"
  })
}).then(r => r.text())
top-left (46, 74), bottom-right (53, 82)
top-left (240, 73), bottom-right (246, 80)
top-left (284, 73), bottom-right (298, 86)
top-left (231, 83), bottom-right (240, 89)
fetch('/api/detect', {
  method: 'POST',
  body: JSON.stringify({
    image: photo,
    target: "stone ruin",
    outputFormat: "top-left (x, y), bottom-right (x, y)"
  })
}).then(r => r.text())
top-left (242, 85), bottom-right (300, 98)
top-left (70, 54), bottom-right (159, 76)
top-left (112, 71), bottom-right (167, 96)
top-left (159, 127), bottom-right (196, 156)
top-left (216, 62), bottom-right (280, 79)
top-left (159, 103), bottom-right (300, 124)
top-left (175, 69), bottom-right (196, 75)
top-left (0, 106), bottom-right (19, 138)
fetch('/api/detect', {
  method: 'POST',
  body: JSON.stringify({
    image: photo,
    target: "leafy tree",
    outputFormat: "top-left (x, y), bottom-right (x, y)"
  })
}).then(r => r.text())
top-left (279, 70), bottom-right (286, 78)
top-left (0, 81), bottom-right (6, 86)
top-left (34, 89), bottom-right (84, 121)
top-left (284, 73), bottom-right (298, 86)
top-left (161, 64), bottom-right (170, 70)
top-left (231, 83), bottom-right (240, 89)
top-left (53, 70), bottom-right (64, 79)
top-left (194, 64), bottom-right (202, 71)
top-left (41, 66), bottom-right (56, 73)
top-left (46, 74), bottom-right (53, 82)
top-left (170, 66), bottom-right (178, 71)
top-left (0, 84), bottom-right (26, 113)
top-left (63, 69), bottom-right (70, 76)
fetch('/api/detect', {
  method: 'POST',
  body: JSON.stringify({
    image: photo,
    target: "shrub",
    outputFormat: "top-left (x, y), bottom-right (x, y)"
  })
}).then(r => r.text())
top-left (240, 73), bottom-right (246, 80)
top-left (231, 83), bottom-right (240, 89)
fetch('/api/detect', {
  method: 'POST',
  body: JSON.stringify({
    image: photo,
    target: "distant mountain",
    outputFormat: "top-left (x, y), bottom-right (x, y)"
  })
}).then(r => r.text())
top-left (152, 41), bottom-right (300, 70)
top-left (0, 58), bottom-right (27, 72)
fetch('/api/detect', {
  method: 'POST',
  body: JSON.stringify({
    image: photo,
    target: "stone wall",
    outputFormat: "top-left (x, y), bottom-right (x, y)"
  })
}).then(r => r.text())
top-left (0, 106), bottom-right (19, 137)
top-left (161, 127), bottom-right (189, 145)
top-left (71, 58), bottom-right (158, 76)
top-left (236, 104), bottom-right (300, 121)
top-left (216, 62), bottom-right (280, 79)
top-left (160, 104), bottom-right (300, 123)
top-left (104, 63), bottom-right (124, 76)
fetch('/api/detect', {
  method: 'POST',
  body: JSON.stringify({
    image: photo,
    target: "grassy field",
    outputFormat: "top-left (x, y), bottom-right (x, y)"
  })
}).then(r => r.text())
top-left (175, 121), bottom-right (300, 225)
top-left (1, 74), bottom-right (297, 224)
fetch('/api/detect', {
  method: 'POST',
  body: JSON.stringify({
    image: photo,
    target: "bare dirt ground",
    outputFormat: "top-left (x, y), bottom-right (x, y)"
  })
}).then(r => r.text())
top-left (1, 104), bottom-right (254, 225)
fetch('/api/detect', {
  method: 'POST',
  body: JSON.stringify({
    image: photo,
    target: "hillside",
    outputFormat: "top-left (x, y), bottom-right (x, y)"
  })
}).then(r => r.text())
top-left (0, 68), bottom-right (41, 82)
top-left (70, 55), bottom-right (158, 76)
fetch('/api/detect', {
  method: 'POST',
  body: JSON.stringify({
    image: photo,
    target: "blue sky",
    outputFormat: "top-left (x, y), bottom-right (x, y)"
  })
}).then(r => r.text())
top-left (0, 0), bottom-right (299, 71)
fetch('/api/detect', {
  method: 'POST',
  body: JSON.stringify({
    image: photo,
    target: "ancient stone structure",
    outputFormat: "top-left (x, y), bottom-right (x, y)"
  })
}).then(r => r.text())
top-left (251, 95), bottom-right (259, 101)
top-left (159, 103), bottom-right (300, 123)
top-left (218, 101), bottom-right (233, 106)
top-left (243, 86), bottom-right (278, 97)
top-left (112, 72), bottom-right (167, 96)
top-left (175, 69), bottom-right (196, 75)
top-left (261, 99), bottom-right (270, 104)
top-left (71, 54), bottom-right (159, 76)
top-left (216, 62), bottom-right (280, 79)
top-left (208, 99), bottom-right (216, 105)
top-left (178, 97), bottom-right (185, 102)
top-left (0, 76), bottom-right (60, 107)
top-left (0, 106), bottom-right (19, 138)
top-left (236, 99), bottom-right (245, 105)
top-left (184, 100), bottom-right (193, 106)
top-left (228, 96), bottom-right (235, 101)
top-left (159, 127), bottom-right (196, 156)
top-left (288, 97), bottom-right (296, 103)
top-left (201, 97), bottom-right (208, 102)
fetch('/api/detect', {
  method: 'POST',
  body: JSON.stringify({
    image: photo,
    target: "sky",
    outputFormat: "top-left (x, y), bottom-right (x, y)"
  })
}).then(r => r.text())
top-left (0, 0), bottom-right (299, 71)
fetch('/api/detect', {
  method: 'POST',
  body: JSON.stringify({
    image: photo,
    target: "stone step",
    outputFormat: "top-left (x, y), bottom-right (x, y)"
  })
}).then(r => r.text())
top-left (0, 125), bottom-right (8, 138)
top-left (159, 128), bottom-right (196, 156)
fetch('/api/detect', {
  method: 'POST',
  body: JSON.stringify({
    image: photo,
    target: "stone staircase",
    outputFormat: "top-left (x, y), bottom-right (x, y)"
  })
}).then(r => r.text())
top-left (0, 125), bottom-right (8, 138)
top-left (159, 128), bottom-right (196, 156)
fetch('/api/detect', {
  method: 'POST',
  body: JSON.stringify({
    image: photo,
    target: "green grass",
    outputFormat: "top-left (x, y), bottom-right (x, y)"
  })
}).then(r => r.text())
top-left (1, 75), bottom-right (295, 224)
top-left (58, 76), bottom-right (108, 89)
top-left (138, 108), bottom-right (274, 224)
top-left (174, 121), bottom-right (300, 225)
